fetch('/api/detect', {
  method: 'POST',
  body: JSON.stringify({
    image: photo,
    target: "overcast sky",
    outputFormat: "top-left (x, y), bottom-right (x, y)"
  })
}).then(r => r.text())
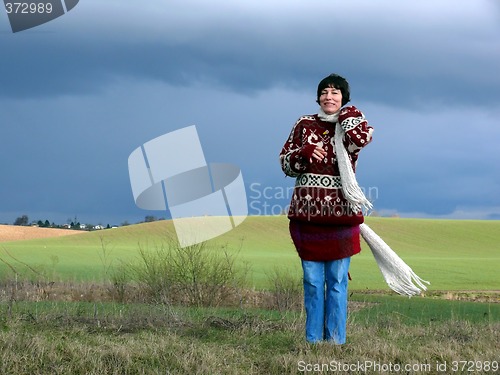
top-left (1, 0), bottom-right (499, 226)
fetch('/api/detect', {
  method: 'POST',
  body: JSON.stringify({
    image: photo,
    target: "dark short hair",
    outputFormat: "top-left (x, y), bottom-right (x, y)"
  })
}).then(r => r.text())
top-left (316, 73), bottom-right (350, 106)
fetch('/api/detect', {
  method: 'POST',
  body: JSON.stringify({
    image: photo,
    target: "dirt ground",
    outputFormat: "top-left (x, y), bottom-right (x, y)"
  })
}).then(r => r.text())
top-left (0, 224), bottom-right (85, 242)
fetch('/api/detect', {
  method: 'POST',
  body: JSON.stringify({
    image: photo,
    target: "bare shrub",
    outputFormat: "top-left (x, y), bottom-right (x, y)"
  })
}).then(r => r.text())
top-left (129, 240), bottom-right (248, 307)
top-left (130, 243), bottom-right (174, 304)
top-left (107, 262), bottom-right (131, 303)
top-left (266, 266), bottom-right (302, 312)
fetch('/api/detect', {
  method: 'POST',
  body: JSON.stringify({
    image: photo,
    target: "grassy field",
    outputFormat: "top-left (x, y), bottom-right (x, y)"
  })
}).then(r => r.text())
top-left (1, 217), bottom-right (499, 374)
top-left (0, 297), bottom-right (498, 374)
top-left (1, 216), bottom-right (499, 291)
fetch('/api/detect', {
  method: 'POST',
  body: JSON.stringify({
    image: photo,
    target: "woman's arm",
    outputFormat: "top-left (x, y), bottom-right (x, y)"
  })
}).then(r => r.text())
top-left (339, 106), bottom-right (374, 156)
top-left (279, 117), bottom-right (317, 177)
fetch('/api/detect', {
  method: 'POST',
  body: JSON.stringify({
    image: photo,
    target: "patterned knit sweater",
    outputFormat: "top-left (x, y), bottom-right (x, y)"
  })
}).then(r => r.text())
top-left (279, 106), bottom-right (374, 226)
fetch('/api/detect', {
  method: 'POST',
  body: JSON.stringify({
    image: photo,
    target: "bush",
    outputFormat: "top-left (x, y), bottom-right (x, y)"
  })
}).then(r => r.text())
top-left (266, 266), bottom-right (302, 312)
top-left (130, 240), bottom-right (247, 307)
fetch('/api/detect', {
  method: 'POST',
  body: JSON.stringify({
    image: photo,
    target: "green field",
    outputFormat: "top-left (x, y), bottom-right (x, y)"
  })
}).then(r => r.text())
top-left (2, 216), bottom-right (499, 291)
top-left (1, 217), bottom-right (499, 374)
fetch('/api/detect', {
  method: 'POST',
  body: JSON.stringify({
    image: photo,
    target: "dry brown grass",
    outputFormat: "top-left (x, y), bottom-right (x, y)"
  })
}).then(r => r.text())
top-left (0, 299), bottom-right (498, 375)
top-left (0, 268), bottom-right (498, 375)
top-left (0, 224), bottom-right (85, 242)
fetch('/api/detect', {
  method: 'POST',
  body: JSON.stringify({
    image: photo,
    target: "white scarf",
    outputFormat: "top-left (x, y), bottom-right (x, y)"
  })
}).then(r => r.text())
top-left (318, 108), bottom-right (372, 214)
top-left (318, 107), bottom-right (429, 297)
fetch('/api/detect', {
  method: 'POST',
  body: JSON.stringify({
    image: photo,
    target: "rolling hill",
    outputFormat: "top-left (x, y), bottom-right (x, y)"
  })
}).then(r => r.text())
top-left (1, 216), bottom-right (499, 291)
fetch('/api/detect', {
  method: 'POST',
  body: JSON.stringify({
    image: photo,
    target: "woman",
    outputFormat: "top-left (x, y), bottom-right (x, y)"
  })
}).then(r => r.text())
top-left (279, 73), bottom-right (373, 344)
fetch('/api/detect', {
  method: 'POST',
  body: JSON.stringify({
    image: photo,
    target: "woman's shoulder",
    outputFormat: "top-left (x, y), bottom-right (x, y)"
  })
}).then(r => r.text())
top-left (293, 114), bottom-right (318, 126)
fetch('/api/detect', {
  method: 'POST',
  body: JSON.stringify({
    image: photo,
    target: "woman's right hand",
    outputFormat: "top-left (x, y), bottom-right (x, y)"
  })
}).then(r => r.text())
top-left (310, 146), bottom-right (327, 162)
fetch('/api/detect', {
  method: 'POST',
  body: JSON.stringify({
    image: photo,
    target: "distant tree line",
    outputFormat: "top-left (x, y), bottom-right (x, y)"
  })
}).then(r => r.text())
top-left (13, 215), bottom-right (29, 226)
top-left (11, 215), bottom-right (165, 230)
top-left (12, 215), bottom-right (113, 230)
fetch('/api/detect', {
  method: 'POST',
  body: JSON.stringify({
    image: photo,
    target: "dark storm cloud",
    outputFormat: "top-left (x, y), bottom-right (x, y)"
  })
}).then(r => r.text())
top-left (1, 0), bottom-right (499, 223)
top-left (1, 0), bottom-right (499, 109)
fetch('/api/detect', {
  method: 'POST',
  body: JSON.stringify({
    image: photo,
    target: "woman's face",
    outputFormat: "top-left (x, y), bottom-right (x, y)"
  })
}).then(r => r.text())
top-left (319, 86), bottom-right (343, 114)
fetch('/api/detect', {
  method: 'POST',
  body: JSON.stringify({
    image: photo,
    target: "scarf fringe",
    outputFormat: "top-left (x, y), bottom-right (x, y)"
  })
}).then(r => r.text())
top-left (334, 123), bottom-right (373, 214)
top-left (359, 223), bottom-right (430, 297)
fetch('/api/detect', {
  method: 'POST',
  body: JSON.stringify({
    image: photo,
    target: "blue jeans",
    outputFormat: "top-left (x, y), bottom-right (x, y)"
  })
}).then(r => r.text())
top-left (301, 257), bottom-right (351, 344)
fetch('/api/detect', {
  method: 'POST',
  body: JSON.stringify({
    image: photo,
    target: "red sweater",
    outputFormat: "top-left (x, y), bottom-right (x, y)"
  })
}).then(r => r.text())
top-left (279, 106), bottom-right (374, 226)
top-left (280, 106), bottom-right (374, 261)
